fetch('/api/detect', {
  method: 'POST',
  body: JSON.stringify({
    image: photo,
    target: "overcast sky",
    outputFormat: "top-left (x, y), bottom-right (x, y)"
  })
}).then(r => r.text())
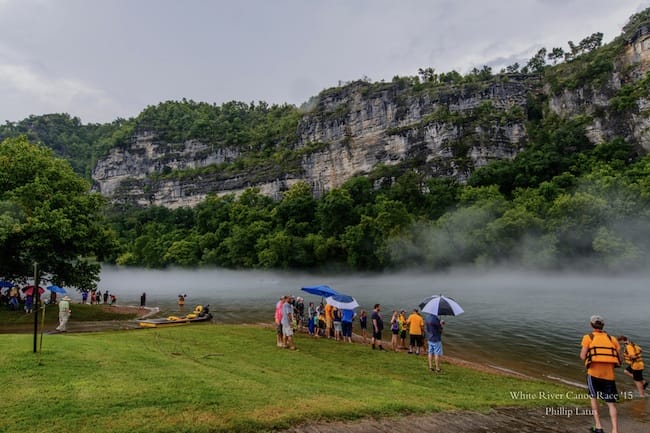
top-left (1, 0), bottom-right (649, 124)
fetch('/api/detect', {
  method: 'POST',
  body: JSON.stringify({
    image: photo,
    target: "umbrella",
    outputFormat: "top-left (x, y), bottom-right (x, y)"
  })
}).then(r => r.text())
top-left (0, 280), bottom-right (15, 288)
top-left (47, 285), bottom-right (67, 294)
top-left (325, 294), bottom-right (359, 310)
top-left (301, 285), bottom-right (340, 298)
top-left (420, 294), bottom-right (464, 316)
top-left (23, 286), bottom-right (45, 296)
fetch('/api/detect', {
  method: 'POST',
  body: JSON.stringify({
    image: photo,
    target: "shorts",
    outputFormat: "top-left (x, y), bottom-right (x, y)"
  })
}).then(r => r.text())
top-left (342, 321), bottom-right (352, 338)
top-left (410, 334), bottom-right (423, 347)
top-left (586, 375), bottom-right (618, 403)
top-left (391, 328), bottom-right (399, 335)
top-left (373, 330), bottom-right (382, 340)
top-left (626, 366), bottom-right (645, 382)
top-left (282, 324), bottom-right (294, 337)
top-left (333, 321), bottom-right (342, 332)
top-left (400, 330), bottom-right (407, 339)
top-left (326, 317), bottom-right (333, 329)
top-left (428, 341), bottom-right (443, 356)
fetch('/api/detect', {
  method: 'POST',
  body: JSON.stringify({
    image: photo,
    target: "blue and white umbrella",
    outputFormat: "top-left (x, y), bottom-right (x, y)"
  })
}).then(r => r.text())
top-left (0, 280), bottom-right (15, 288)
top-left (420, 294), bottom-right (464, 316)
top-left (325, 294), bottom-right (359, 310)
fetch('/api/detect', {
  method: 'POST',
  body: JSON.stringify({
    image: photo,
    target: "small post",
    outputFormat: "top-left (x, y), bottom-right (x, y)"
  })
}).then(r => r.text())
top-left (33, 262), bottom-right (39, 353)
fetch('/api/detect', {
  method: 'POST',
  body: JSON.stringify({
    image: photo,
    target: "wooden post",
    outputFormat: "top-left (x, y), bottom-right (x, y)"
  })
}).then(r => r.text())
top-left (33, 262), bottom-right (39, 353)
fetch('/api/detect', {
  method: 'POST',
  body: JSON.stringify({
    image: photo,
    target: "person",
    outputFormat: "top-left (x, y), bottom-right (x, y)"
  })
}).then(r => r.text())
top-left (109, 294), bottom-right (116, 305)
top-left (275, 296), bottom-right (285, 347)
top-left (295, 297), bottom-right (305, 330)
top-left (359, 310), bottom-right (368, 343)
top-left (307, 302), bottom-right (316, 336)
top-left (425, 313), bottom-right (444, 372)
top-left (617, 335), bottom-right (647, 397)
top-left (56, 295), bottom-right (72, 332)
top-left (341, 308), bottom-right (355, 343)
top-left (406, 308), bottom-right (424, 355)
top-left (390, 310), bottom-right (400, 351)
top-left (24, 294), bottom-right (33, 314)
top-left (281, 295), bottom-right (297, 350)
top-left (398, 310), bottom-right (408, 350)
top-left (81, 290), bottom-right (88, 304)
top-left (332, 307), bottom-right (343, 341)
top-left (178, 294), bottom-right (186, 312)
top-left (140, 292), bottom-right (146, 307)
top-left (580, 315), bottom-right (621, 433)
top-left (324, 301), bottom-right (334, 339)
top-left (371, 304), bottom-right (385, 351)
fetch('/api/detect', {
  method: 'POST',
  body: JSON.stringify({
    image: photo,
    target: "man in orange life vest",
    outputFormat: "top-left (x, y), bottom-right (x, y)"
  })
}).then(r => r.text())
top-left (580, 315), bottom-right (622, 433)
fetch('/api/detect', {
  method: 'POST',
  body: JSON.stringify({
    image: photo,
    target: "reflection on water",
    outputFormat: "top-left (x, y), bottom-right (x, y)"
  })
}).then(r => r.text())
top-left (98, 266), bottom-right (648, 389)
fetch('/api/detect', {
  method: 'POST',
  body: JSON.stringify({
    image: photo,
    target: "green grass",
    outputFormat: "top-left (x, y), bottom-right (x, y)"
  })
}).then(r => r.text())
top-left (0, 304), bottom-right (142, 327)
top-left (0, 325), bottom-right (577, 433)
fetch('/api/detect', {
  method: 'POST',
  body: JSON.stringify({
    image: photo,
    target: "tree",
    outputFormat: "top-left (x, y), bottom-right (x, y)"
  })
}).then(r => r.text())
top-left (0, 137), bottom-right (116, 289)
top-left (526, 48), bottom-right (547, 73)
top-left (547, 47), bottom-right (565, 65)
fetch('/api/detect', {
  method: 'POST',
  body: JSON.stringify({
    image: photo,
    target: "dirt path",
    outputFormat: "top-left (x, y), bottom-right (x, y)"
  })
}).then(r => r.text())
top-left (280, 405), bottom-right (650, 433)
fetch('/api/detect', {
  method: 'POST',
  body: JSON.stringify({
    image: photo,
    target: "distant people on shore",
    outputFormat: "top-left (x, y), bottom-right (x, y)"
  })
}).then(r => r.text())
top-left (390, 310), bottom-right (399, 351)
top-left (371, 304), bottom-right (385, 351)
top-left (81, 290), bottom-right (88, 304)
top-left (140, 292), bottom-right (146, 307)
top-left (56, 295), bottom-right (72, 332)
top-left (426, 312), bottom-right (444, 373)
top-left (358, 310), bottom-right (368, 343)
top-left (406, 308), bottom-right (424, 355)
top-left (281, 295), bottom-right (297, 350)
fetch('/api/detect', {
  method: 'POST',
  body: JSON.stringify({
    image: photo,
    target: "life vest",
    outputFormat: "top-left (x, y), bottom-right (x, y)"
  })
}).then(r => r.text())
top-left (585, 332), bottom-right (620, 367)
top-left (624, 342), bottom-right (644, 370)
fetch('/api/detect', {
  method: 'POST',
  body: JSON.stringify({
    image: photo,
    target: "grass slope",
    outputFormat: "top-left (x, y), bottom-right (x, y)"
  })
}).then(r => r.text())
top-left (0, 324), bottom-right (576, 433)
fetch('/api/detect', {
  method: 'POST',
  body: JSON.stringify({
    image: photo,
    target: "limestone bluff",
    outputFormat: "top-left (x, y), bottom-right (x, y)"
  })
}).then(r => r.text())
top-left (92, 24), bottom-right (650, 209)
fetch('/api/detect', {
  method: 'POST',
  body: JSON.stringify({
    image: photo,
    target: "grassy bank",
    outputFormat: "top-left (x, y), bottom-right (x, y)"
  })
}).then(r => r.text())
top-left (0, 324), bottom-right (577, 433)
top-left (0, 304), bottom-right (146, 327)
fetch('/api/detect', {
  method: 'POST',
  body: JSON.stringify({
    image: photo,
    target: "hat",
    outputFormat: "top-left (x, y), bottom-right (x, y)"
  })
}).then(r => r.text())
top-left (62, 295), bottom-right (71, 301)
top-left (590, 315), bottom-right (604, 326)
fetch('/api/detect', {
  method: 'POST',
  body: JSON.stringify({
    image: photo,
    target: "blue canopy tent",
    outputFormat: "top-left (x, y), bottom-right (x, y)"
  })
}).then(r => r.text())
top-left (300, 285), bottom-right (340, 298)
top-left (0, 280), bottom-right (15, 288)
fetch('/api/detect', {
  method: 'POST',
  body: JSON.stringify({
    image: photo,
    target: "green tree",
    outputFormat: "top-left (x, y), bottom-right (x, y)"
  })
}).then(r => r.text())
top-left (0, 137), bottom-right (116, 288)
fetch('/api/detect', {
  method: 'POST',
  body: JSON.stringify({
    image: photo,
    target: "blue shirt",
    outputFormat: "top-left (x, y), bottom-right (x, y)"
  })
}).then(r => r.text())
top-left (341, 309), bottom-right (355, 322)
top-left (425, 314), bottom-right (442, 343)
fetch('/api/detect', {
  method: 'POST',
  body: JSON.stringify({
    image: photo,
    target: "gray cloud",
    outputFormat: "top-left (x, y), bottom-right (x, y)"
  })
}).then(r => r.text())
top-left (0, 0), bottom-right (649, 123)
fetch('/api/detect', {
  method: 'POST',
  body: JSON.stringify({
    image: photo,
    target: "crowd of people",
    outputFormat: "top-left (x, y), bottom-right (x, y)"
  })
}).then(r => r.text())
top-left (273, 296), bottom-right (448, 373)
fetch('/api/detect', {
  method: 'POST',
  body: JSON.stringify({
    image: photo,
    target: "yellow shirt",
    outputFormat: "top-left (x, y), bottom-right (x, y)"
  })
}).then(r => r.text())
top-left (407, 313), bottom-right (424, 335)
top-left (581, 331), bottom-right (620, 380)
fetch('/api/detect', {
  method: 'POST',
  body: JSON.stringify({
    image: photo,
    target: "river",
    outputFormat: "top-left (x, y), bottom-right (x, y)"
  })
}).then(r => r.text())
top-left (98, 266), bottom-right (649, 388)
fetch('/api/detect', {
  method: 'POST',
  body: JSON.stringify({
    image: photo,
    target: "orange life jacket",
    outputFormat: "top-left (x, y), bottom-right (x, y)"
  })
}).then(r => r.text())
top-left (624, 342), bottom-right (644, 370)
top-left (585, 332), bottom-right (620, 367)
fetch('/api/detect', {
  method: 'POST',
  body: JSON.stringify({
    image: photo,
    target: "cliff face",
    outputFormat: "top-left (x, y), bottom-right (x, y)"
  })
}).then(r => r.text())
top-left (92, 30), bottom-right (650, 208)
top-left (93, 79), bottom-right (533, 208)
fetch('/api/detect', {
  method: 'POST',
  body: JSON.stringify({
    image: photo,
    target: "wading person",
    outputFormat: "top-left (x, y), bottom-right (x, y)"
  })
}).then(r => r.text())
top-left (580, 315), bottom-right (621, 433)
top-left (617, 335), bottom-right (647, 397)
top-left (371, 304), bottom-right (385, 351)
top-left (425, 312), bottom-right (444, 372)
top-left (56, 295), bottom-right (72, 332)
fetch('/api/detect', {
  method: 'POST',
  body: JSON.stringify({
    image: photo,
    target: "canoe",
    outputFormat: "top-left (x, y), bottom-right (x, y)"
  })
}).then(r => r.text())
top-left (138, 305), bottom-right (212, 328)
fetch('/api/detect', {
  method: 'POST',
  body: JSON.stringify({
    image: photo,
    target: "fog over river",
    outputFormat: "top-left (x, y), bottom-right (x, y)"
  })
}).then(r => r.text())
top-left (98, 265), bottom-right (648, 387)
